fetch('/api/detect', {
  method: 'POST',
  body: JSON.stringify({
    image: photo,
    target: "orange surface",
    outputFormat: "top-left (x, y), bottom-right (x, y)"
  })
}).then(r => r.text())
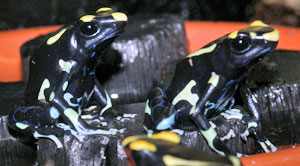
top-left (0, 25), bottom-right (61, 82)
top-left (185, 21), bottom-right (300, 53)
top-left (0, 21), bottom-right (300, 165)
top-left (0, 21), bottom-right (300, 82)
top-left (240, 146), bottom-right (300, 166)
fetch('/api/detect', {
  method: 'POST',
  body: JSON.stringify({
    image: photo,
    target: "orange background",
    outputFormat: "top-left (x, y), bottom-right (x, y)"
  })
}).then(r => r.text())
top-left (0, 21), bottom-right (299, 82)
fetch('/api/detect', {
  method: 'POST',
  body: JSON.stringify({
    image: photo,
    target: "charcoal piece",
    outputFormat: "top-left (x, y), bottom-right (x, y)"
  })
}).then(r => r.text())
top-left (96, 14), bottom-right (188, 104)
top-left (37, 134), bottom-right (109, 166)
top-left (0, 81), bottom-right (25, 116)
top-left (36, 102), bottom-right (256, 166)
top-left (247, 50), bottom-right (300, 145)
top-left (0, 116), bottom-right (37, 166)
top-left (36, 102), bottom-right (146, 166)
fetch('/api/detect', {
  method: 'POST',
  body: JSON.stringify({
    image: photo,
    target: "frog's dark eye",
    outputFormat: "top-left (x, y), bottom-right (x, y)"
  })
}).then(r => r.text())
top-left (230, 36), bottom-right (251, 53)
top-left (80, 22), bottom-right (98, 36)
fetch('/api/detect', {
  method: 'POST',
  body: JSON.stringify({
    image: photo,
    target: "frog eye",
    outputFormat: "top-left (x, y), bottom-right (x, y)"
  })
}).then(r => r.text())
top-left (230, 35), bottom-right (251, 53)
top-left (80, 22), bottom-right (98, 36)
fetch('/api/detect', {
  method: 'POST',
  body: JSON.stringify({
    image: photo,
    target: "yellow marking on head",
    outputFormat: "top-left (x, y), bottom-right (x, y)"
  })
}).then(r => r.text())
top-left (250, 20), bottom-right (269, 27)
top-left (122, 135), bottom-right (145, 147)
top-left (228, 30), bottom-right (238, 39)
top-left (129, 140), bottom-right (157, 152)
top-left (208, 72), bottom-right (219, 87)
top-left (163, 155), bottom-right (216, 166)
top-left (47, 28), bottom-right (67, 45)
top-left (96, 7), bottom-right (112, 13)
top-left (263, 29), bottom-right (280, 42)
top-left (151, 131), bottom-right (180, 144)
top-left (187, 43), bottom-right (217, 58)
top-left (250, 32), bottom-right (257, 37)
top-left (80, 15), bottom-right (96, 22)
top-left (112, 12), bottom-right (128, 22)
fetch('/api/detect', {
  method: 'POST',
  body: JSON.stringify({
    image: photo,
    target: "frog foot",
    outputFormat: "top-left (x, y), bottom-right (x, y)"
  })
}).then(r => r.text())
top-left (258, 139), bottom-right (277, 153)
top-left (56, 123), bottom-right (85, 141)
top-left (243, 118), bottom-right (277, 153)
top-left (220, 108), bottom-right (243, 120)
top-left (33, 131), bottom-right (63, 148)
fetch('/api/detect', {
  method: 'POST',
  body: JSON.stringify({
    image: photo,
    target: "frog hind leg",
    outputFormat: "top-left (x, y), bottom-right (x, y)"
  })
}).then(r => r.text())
top-left (238, 82), bottom-right (277, 152)
top-left (8, 105), bottom-right (65, 148)
top-left (144, 87), bottom-right (177, 133)
top-left (242, 117), bottom-right (277, 152)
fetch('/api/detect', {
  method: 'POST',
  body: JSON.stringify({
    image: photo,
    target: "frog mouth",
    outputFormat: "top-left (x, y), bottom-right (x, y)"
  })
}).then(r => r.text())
top-left (102, 32), bottom-right (122, 41)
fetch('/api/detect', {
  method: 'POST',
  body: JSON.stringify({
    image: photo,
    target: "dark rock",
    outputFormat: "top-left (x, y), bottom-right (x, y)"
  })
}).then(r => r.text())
top-left (247, 50), bottom-right (300, 145)
top-left (96, 14), bottom-right (188, 104)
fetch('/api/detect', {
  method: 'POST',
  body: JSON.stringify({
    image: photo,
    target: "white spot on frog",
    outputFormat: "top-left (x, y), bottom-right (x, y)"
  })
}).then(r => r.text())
top-left (38, 78), bottom-right (50, 100)
top-left (99, 91), bottom-right (112, 115)
top-left (33, 131), bottom-right (63, 148)
top-left (220, 129), bottom-right (236, 141)
top-left (50, 106), bottom-right (60, 119)
top-left (145, 100), bottom-right (151, 115)
top-left (62, 81), bottom-right (68, 91)
top-left (208, 72), bottom-right (219, 87)
top-left (63, 93), bottom-right (79, 107)
top-left (156, 113), bottom-right (176, 130)
top-left (16, 122), bottom-right (30, 130)
top-left (201, 125), bottom-right (225, 156)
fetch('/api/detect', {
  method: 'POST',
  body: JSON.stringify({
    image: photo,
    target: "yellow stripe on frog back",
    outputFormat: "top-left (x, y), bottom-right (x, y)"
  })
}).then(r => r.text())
top-left (187, 43), bottom-right (217, 58)
top-left (47, 28), bottom-right (67, 45)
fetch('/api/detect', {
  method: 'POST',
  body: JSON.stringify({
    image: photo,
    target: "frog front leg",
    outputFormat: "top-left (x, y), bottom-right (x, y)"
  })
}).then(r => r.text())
top-left (238, 82), bottom-right (277, 153)
top-left (191, 75), bottom-right (238, 156)
top-left (81, 79), bottom-right (114, 120)
top-left (50, 60), bottom-right (115, 135)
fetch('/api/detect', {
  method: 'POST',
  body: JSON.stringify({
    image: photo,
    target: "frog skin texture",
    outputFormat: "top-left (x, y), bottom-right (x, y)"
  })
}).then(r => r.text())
top-left (144, 21), bottom-right (280, 156)
top-left (8, 8), bottom-right (127, 148)
top-left (122, 131), bottom-right (241, 166)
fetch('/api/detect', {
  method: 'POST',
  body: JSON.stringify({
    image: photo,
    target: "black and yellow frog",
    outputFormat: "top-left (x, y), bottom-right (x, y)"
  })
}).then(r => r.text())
top-left (8, 8), bottom-right (127, 148)
top-left (144, 21), bottom-right (279, 156)
top-left (122, 131), bottom-right (241, 166)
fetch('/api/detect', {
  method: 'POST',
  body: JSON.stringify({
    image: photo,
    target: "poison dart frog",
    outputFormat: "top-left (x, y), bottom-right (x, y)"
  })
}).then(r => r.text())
top-left (122, 131), bottom-right (241, 166)
top-left (8, 8), bottom-right (127, 148)
top-left (144, 21), bottom-right (279, 156)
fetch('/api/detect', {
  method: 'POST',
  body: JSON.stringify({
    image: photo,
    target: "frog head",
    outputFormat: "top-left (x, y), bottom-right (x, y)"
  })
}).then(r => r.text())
top-left (46, 7), bottom-right (127, 62)
top-left (76, 8), bottom-right (127, 52)
top-left (227, 21), bottom-right (279, 67)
